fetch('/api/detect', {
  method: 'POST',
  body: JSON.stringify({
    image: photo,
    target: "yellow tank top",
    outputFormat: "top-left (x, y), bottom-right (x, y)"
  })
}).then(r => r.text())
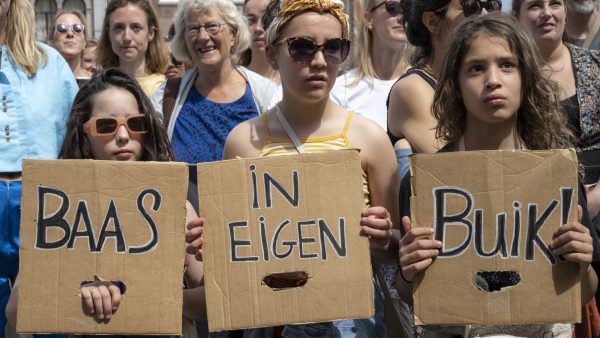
top-left (259, 111), bottom-right (371, 206)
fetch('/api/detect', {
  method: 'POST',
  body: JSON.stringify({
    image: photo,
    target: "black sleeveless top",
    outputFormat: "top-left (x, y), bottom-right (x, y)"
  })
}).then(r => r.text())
top-left (386, 67), bottom-right (437, 146)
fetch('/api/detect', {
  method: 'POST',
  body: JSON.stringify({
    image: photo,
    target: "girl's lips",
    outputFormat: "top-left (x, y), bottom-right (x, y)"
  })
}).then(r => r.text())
top-left (114, 149), bottom-right (133, 160)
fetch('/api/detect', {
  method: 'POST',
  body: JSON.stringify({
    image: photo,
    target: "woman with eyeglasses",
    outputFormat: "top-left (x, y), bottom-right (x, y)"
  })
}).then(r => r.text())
top-left (158, 0), bottom-right (280, 164)
top-left (49, 10), bottom-right (92, 80)
top-left (217, 0), bottom-right (398, 336)
top-left (387, 0), bottom-right (501, 178)
top-left (0, 0), bottom-right (78, 334)
top-left (96, 0), bottom-right (169, 98)
top-left (330, 0), bottom-right (409, 132)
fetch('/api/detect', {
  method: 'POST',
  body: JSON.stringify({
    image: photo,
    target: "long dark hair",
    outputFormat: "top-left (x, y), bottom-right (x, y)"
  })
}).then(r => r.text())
top-left (433, 13), bottom-right (573, 150)
top-left (402, 0), bottom-right (452, 67)
top-left (59, 68), bottom-right (174, 161)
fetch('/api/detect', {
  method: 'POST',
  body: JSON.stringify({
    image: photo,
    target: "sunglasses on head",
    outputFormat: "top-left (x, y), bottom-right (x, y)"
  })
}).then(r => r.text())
top-left (369, 1), bottom-right (402, 16)
top-left (84, 115), bottom-right (147, 136)
top-left (279, 37), bottom-right (350, 64)
top-left (460, 0), bottom-right (502, 17)
top-left (56, 23), bottom-right (84, 34)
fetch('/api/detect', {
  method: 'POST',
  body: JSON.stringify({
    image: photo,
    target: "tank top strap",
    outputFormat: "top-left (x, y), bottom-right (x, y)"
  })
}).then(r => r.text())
top-left (341, 111), bottom-right (354, 134)
top-left (341, 111), bottom-right (354, 148)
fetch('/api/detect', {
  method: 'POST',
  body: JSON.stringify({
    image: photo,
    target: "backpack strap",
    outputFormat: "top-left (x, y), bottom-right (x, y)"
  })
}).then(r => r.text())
top-left (162, 77), bottom-right (183, 130)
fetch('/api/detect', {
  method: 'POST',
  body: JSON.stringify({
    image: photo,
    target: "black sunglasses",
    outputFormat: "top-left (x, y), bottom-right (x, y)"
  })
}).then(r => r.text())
top-left (460, 0), bottom-right (502, 17)
top-left (56, 23), bottom-right (84, 34)
top-left (279, 37), bottom-right (350, 64)
top-left (370, 1), bottom-right (402, 16)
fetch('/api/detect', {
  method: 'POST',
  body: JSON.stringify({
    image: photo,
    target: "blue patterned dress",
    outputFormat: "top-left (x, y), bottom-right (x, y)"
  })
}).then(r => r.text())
top-left (171, 84), bottom-right (258, 163)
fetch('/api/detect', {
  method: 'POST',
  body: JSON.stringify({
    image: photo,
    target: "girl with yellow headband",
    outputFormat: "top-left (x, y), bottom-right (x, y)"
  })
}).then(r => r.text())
top-left (220, 0), bottom-right (400, 336)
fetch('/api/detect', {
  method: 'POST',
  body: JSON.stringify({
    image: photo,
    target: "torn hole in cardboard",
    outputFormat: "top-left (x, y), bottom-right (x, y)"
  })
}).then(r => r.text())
top-left (262, 271), bottom-right (309, 290)
top-left (473, 271), bottom-right (521, 292)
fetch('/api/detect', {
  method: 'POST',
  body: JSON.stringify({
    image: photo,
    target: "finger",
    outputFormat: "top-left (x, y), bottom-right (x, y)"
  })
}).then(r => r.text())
top-left (361, 225), bottom-right (390, 240)
top-left (551, 230), bottom-right (591, 249)
top-left (107, 284), bottom-right (122, 313)
top-left (98, 285), bottom-right (112, 320)
top-left (361, 206), bottom-right (389, 220)
top-left (80, 287), bottom-right (95, 314)
top-left (185, 226), bottom-right (203, 245)
top-left (402, 216), bottom-right (411, 235)
top-left (400, 227), bottom-right (435, 246)
top-left (559, 252), bottom-right (592, 264)
top-left (552, 239), bottom-right (593, 257)
top-left (195, 249), bottom-right (203, 262)
top-left (185, 237), bottom-right (204, 255)
top-left (90, 287), bottom-right (105, 319)
top-left (553, 222), bottom-right (589, 240)
top-left (361, 216), bottom-right (391, 230)
top-left (402, 257), bottom-right (434, 280)
top-left (186, 217), bottom-right (205, 231)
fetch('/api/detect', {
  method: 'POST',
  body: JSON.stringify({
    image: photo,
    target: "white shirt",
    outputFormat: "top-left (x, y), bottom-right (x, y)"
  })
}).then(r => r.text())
top-left (330, 69), bottom-right (398, 130)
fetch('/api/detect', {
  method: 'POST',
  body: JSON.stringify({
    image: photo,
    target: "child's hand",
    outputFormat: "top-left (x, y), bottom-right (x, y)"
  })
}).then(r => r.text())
top-left (550, 206), bottom-right (593, 267)
top-left (361, 206), bottom-right (392, 250)
top-left (398, 216), bottom-right (442, 283)
top-left (80, 280), bottom-right (122, 320)
top-left (185, 217), bottom-right (205, 261)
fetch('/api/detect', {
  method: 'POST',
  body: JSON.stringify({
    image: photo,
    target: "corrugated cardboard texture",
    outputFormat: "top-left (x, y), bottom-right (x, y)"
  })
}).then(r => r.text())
top-left (17, 160), bottom-right (188, 334)
top-left (198, 151), bottom-right (374, 331)
top-left (410, 149), bottom-right (581, 325)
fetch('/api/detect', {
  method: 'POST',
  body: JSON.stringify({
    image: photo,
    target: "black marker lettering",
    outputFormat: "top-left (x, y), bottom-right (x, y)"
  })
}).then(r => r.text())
top-left (129, 189), bottom-right (160, 254)
top-left (66, 200), bottom-right (97, 251)
top-left (298, 220), bottom-right (317, 259)
top-left (264, 171), bottom-right (299, 208)
top-left (229, 221), bottom-right (258, 262)
top-left (96, 199), bottom-right (126, 253)
top-left (36, 186), bottom-right (71, 249)
top-left (318, 218), bottom-right (347, 260)
top-left (434, 187), bottom-right (473, 257)
top-left (525, 201), bottom-right (558, 264)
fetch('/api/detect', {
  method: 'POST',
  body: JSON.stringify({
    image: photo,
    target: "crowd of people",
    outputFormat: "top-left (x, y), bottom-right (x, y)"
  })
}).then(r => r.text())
top-left (1, 0), bottom-right (600, 337)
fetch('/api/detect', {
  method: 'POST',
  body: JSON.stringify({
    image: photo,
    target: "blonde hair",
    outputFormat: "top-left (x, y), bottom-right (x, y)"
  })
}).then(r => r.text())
top-left (47, 9), bottom-right (88, 43)
top-left (349, 0), bottom-right (409, 87)
top-left (6, 0), bottom-right (47, 77)
top-left (97, 0), bottom-right (168, 73)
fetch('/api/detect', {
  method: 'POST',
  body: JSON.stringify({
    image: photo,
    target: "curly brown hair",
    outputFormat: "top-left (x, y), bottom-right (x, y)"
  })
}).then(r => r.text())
top-left (432, 12), bottom-right (573, 150)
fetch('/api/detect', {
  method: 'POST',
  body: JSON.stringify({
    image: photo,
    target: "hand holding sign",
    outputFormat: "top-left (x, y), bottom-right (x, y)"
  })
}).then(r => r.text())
top-left (186, 217), bottom-right (206, 262)
top-left (80, 280), bottom-right (122, 321)
top-left (398, 216), bottom-right (442, 284)
top-left (550, 206), bottom-right (593, 265)
top-left (360, 206), bottom-right (393, 250)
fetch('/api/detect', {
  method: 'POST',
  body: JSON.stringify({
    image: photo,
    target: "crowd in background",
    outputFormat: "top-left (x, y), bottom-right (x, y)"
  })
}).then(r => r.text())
top-left (1, 0), bottom-right (600, 337)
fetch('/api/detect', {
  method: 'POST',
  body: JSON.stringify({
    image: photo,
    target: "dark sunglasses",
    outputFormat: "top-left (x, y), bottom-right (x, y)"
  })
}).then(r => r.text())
top-left (279, 37), bottom-right (350, 64)
top-left (84, 115), bottom-right (147, 136)
top-left (56, 23), bottom-right (84, 34)
top-left (460, 0), bottom-right (502, 17)
top-left (369, 1), bottom-right (402, 16)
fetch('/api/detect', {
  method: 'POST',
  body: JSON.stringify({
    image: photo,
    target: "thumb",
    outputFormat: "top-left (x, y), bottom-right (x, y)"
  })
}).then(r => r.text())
top-left (578, 205), bottom-right (583, 223)
top-left (402, 216), bottom-right (411, 235)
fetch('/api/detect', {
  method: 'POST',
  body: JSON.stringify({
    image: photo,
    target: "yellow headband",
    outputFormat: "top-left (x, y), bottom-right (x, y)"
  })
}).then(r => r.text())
top-left (276, 0), bottom-right (349, 39)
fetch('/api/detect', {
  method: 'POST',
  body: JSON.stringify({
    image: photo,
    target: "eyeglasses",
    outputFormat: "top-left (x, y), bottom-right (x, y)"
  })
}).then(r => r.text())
top-left (279, 37), bottom-right (350, 64)
top-left (185, 23), bottom-right (225, 37)
top-left (369, 1), bottom-right (402, 16)
top-left (56, 23), bottom-right (84, 34)
top-left (460, 0), bottom-right (502, 17)
top-left (84, 115), bottom-right (147, 136)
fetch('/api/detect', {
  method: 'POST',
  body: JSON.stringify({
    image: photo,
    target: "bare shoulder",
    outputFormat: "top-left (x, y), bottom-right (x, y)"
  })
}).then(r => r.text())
top-left (347, 114), bottom-right (390, 150)
top-left (391, 74), bottom-right (435, 101)
top-left (223, 114), bottom-right (266, 159)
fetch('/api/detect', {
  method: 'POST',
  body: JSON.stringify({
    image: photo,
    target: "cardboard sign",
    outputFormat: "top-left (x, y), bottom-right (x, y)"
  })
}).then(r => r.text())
top-left (17, 160), bottom-right (188, 335)
top-left (198, 151), bottom-right (374, 331)
top-left (409, 149), bottom-right (581, 325)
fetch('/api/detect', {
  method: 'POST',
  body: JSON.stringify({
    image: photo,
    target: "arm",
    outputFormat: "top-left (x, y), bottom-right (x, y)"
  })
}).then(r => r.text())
top-left (348, 116), bottom-right (399, 263)
top-left (222, 118), bottom-right (263, 160)
top-left (387, 76), bottom-right (443, 154)
top-left (6, 276), bottom-right (18, 327)
top-left (183, 287), bottom-right (207, 320)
